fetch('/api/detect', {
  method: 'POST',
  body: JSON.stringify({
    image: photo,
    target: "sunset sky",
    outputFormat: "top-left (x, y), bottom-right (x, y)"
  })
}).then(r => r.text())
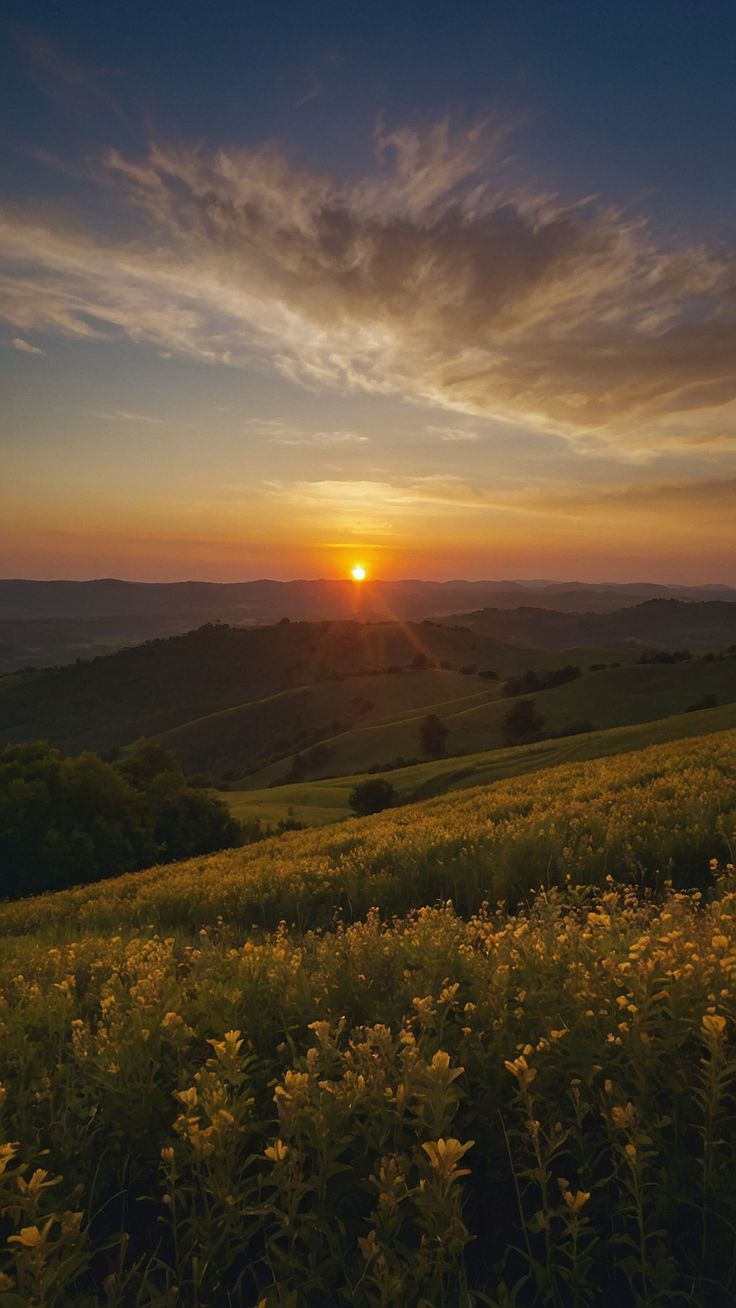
top-left (2, 1), bottom-right (735, 583)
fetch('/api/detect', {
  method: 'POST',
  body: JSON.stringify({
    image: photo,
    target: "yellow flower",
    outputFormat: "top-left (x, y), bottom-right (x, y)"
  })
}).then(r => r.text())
top-left (611, 1103), bottom-right (636, 1129)
top-left (421, 1137), bottom-right (474, 1183)
top-left (9, 1222), bottom-right (47, 1248)
top-left (504, 1054), bottom-right (537, 1087)
top-left (264, 1139), bottom-right (289, 1163)
top-left (702, 1013), bottom-right (727, 1039)
top-left (563, 1189), bottom-right (591, 1212)
top-left (0, 1142), bottom-right (18, 1177)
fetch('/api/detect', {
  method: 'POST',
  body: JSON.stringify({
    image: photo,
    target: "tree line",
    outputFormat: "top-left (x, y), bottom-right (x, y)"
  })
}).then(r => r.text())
top-left (0, 739), bottom-right (243, 901)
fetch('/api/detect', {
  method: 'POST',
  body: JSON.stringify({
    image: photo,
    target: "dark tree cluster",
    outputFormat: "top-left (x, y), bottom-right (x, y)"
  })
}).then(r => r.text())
top-left (503, 665), bottom-right (581, 698)
top-left (637, 649), bottom-right (692, 664)
top-left (0, 739), bottom-right (243, 901)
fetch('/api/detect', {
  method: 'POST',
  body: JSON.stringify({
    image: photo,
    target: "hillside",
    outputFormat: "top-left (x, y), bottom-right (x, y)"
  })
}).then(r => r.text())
top-left (236, 653), bottom-right (736, 791)
top-left (0, 619), bottom-right (529, 754)
top-left (453, 597), bottom-right (736, 649)
top-left (225, 699), bottom-right (736, 829)
top-left (3, 727), bottom-right (735, 937)
top-left (2, 732), bottom-right (736, 1304)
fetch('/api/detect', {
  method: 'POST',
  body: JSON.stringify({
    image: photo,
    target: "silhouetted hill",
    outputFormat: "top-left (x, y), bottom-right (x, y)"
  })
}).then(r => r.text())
top-left (2, 578), bottom-right (735, 670)
top-left (450, 599), bottom-right (736, 650)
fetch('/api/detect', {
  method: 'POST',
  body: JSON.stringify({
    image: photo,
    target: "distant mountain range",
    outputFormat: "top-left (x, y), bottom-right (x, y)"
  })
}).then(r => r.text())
top-left (2, 577), bottom-right (735, 672)
top-left (451, 598), bottom-right (736, 651)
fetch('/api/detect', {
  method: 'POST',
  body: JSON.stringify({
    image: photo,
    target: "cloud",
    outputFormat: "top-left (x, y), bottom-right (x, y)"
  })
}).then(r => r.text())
top-left (9, 336), bottom-right (45, 355)
top-left (1, 120), bottom-right (735, 457)
top-left (426, 424), bottom-right (481, 442)
top-left (245, 418), bottom-right (370, 447)
top-left (91, 409), bottom-right (165, 424)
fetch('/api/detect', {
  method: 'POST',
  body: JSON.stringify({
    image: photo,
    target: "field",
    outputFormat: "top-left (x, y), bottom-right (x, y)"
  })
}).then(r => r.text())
top-left (1, 730), bottom-right (736, 1304)
top-left (225, 700), bottom-right (736, 830)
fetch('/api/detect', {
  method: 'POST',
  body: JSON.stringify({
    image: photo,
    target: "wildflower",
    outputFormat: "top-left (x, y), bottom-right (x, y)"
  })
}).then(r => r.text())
top-left (504, 1054), bottom-right (537, 1087)
top-left (422, 1137), bottom-right (474, 1185)
top-left (264, 1139), bottom-right (289, 1163)
top-left (0, 1142), bottom-right (18, 1177)
top-left (702, 1013), bottom-right (727, 1039)
top-left (8, 1221), bottom-right (51, 1248)
top-left (563, 1188), bottom-right (591, 1212)
top-left (610, 1102), bottom-right (636, 1129)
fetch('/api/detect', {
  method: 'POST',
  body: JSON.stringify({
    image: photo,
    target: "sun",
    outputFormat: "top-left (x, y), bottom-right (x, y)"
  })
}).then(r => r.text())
top-left (350, 564), bottom-right (367, 582)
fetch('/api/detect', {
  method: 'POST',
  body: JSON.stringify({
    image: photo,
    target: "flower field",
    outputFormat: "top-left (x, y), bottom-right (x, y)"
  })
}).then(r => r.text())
top-left (1, 729), bottom-right (736, 1304)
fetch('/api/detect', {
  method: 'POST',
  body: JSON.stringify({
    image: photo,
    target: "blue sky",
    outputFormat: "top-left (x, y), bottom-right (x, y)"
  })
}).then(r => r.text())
top-left (2, 1), bottom-right (735, 581)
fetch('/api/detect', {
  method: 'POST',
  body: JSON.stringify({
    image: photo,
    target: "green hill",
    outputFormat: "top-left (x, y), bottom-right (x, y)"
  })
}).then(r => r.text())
top-left (238, 654), bottom-right (736, 792)
top-left (225, 698), bottom-right (736, 829)
top-left (156, 668), bottom-right (498, 781)
top-left (0, 619), bottom-right (532, 753)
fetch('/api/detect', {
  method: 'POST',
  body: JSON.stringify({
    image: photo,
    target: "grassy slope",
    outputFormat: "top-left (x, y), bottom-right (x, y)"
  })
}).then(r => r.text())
top-left (225, 697), bottom-right (736, 829)
top-left (0, 620), bottom-right (537, 753)
top-left (156, 669), bottom-right (496, 777)
top-left (3, 724), bottom-right (736, 942)
top-left (238, 656), bottom-right (736, 792)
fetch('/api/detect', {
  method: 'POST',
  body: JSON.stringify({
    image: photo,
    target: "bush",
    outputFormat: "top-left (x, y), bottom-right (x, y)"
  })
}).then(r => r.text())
top-left (348, 776), bottom-right (397, 816)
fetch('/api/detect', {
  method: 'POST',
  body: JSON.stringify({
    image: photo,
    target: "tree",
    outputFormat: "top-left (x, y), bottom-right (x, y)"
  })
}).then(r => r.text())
top-left (348, 777), bottom-right (397, 817)
top-left (420, 713), bottom-right (449, 756)
top-left (0, 740), bottom-right (243, 902)
top-left (502, 698), bottom-right (545, 747)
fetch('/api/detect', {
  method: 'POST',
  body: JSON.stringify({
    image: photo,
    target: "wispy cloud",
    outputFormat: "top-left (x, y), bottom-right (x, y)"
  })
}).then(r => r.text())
top-left (91, 409), bottom-right (165, 425)
top-left (1, 119), bottom-right (735, 459)
top-left (8, 336), bottom-right (45, 355)
top-left (426, 424), bottom-right (481, 442)
top-left (245, 418), bottom-right (369, 446)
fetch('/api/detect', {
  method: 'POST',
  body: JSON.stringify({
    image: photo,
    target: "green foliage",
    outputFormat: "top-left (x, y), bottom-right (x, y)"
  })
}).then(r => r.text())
top-left (349, 776), bottom-right (397, 816)
top-left (0, 739), bottom-right (242, 900)
top-left (502, 697), bottom-right (546, 746)
top-left (503, 664), bottom-right (581, 698)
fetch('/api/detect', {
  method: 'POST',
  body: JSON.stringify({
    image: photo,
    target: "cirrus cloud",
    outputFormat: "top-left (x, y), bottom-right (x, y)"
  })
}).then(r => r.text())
top-left (1, 120), bottom-right (735, 458)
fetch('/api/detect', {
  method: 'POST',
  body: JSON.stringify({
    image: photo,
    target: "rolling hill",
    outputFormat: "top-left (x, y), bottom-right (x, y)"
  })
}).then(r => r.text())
top-left (224, 697), bottom-right (736, 829)
top-left (232, 652), bottom-right (736, 792)
top-left (0, 619), bottom-right (531, 754)
top-left (452, 597), bottom-right (736, 649)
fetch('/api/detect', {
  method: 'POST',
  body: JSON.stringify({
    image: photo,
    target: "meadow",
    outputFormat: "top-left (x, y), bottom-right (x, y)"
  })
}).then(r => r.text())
top-left (1, 730), bottom-right (736, 1305)
top-left (225, 700), bottom-right (736, 831)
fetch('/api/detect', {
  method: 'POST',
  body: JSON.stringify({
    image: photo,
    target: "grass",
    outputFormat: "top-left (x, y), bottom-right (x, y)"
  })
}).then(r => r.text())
top-left (239, 655), bottom-right (736, 791)
top-left (225, 698), bottom-right (736, 830)
top-left (0, 728), bottom-right (736, 1304)
top-left (156, 669), bottom-right (497, 779)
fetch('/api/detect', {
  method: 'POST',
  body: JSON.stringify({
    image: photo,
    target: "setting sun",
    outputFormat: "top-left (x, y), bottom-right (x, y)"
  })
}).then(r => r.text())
top-left (350, 564), bottom-right (367, 582)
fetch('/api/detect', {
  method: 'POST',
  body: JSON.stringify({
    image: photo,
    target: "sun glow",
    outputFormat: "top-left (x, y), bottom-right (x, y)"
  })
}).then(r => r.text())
top-left (350, 564), bottom-right (367, 582)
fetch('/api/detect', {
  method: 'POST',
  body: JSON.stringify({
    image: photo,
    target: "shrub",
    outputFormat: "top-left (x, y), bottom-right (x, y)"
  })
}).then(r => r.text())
top-left (348, 776), bottom-right (397, 816)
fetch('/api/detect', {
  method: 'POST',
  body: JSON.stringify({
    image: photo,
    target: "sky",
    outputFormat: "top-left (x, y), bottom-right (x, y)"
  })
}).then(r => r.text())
top-left (1, 0), bottom-right (736, 584)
